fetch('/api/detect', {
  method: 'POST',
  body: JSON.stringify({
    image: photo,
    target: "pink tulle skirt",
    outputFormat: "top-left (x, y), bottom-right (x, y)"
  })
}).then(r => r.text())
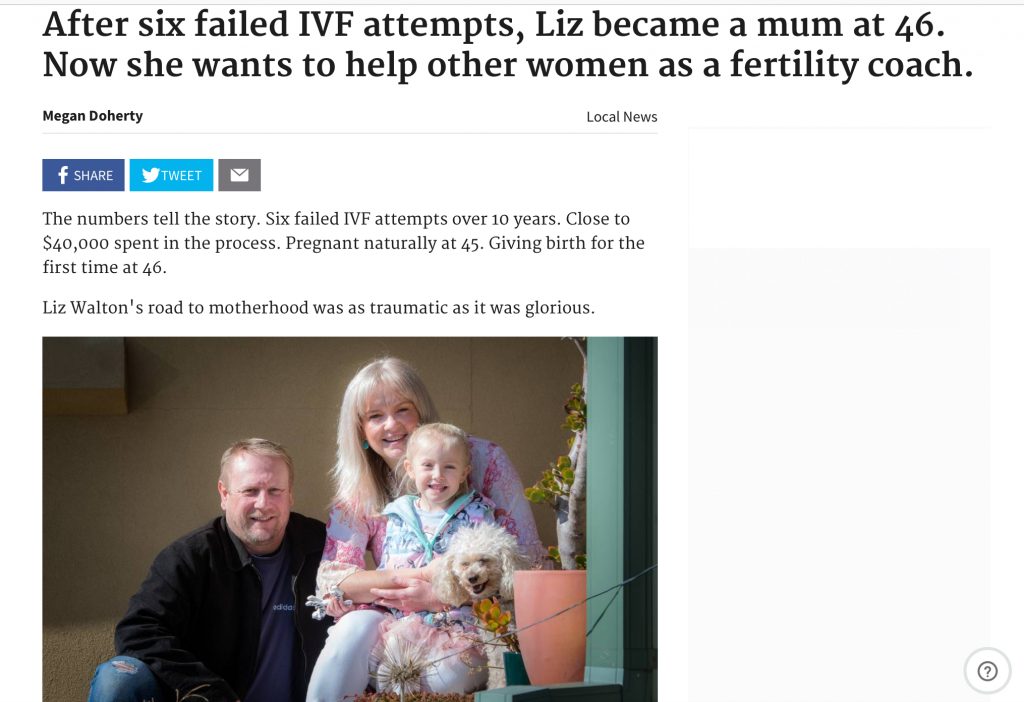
top-left (371, 615), bottom-right (489, 694)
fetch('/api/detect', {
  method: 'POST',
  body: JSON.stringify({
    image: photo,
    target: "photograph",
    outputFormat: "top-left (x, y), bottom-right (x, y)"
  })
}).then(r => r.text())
top-left (43, 337), bottom-right (657, 701)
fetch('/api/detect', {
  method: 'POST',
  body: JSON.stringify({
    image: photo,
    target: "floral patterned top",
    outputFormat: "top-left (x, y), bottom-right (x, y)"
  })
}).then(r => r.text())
top-left (316, 436), bottom-right (544, 597)
top-left (379, 490), bottom-right (497, 569)
top-left (378, 490), bottom-right (497, 624)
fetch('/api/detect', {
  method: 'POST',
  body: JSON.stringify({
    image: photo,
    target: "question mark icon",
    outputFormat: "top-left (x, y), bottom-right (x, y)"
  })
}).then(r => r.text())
top-left (979, 661), bottom-right (998, 682)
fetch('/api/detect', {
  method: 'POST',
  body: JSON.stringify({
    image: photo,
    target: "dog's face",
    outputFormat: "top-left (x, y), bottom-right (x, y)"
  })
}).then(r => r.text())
top-left (434, 522), bottom-right (526, 606)
top-left (451, 552), bottom-right (503, 600)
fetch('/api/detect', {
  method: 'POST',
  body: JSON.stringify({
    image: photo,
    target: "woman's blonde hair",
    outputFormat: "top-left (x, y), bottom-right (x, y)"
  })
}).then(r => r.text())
top-left (330, 357), bottom-right (439, 517)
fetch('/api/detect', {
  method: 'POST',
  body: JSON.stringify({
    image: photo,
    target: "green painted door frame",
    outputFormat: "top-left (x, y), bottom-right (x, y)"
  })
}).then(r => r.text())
top-left (477, 338), bottom-right (657, 702)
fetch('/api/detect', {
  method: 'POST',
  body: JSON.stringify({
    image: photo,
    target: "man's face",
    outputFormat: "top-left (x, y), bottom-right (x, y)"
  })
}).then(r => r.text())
top-left (218, 451), bottom-right (293, 555)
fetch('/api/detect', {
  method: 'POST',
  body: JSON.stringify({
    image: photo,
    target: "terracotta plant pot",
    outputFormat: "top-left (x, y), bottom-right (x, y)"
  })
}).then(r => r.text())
top-left (513, 570), bottom-right (587, 684)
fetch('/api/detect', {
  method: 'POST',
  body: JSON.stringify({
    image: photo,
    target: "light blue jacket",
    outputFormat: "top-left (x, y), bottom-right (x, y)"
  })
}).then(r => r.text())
top-left (378, 490), bottom-right (498, 570)
top-left (378, 490), bottom-right (499, 625)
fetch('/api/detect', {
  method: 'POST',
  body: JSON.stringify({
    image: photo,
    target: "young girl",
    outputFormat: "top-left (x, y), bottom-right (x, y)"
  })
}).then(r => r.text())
top-left (306, 423), bottom-right (502, 700)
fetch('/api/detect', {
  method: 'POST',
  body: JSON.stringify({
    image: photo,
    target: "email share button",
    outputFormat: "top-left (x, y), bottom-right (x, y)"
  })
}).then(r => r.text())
top-left (218, 159), bottom-right (261, 191)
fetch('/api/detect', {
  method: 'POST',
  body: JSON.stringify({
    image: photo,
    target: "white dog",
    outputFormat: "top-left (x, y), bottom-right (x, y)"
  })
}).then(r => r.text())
top-left (435, 522), bottom-right (526, 604)
top-left (433, 522), bottom-right (529, 688)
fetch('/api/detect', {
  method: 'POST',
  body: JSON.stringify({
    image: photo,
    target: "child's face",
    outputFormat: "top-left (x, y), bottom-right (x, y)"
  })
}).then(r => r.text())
top-left (404, 436), bottom-right (471, 511)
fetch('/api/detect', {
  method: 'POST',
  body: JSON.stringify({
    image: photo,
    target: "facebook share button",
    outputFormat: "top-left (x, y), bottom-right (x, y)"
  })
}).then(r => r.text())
top-left (42, 159), bottom-right (124, 191)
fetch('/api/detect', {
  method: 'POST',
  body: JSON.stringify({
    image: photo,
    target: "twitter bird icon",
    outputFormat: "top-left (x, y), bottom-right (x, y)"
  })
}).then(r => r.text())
top-left (141, 167), bottom-right (160, 183)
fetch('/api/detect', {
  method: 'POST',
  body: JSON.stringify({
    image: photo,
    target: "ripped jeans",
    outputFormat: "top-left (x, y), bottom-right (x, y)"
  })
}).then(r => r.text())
top-left (88, 656), bottom-right (168, 702)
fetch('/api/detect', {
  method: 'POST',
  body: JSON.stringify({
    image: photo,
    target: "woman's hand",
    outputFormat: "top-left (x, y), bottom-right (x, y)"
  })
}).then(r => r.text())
top-left (370, 569), bottom-right (445, 614)
top-left (323, 595), bottom-right (353, 620)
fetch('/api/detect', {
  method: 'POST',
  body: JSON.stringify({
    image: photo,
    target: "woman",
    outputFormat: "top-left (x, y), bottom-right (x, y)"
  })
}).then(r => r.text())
top-left (306, 357), bottom-right (543, 700)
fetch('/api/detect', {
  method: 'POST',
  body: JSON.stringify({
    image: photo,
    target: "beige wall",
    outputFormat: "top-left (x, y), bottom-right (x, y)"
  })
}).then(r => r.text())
top-left (43, 337), bottom-right (582, 701)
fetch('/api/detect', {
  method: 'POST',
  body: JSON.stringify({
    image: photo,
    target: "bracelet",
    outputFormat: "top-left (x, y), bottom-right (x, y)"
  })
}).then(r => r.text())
top-left (305, 586), bottom-right (354, 620)
top-left (333, 569), bottom-right (357, 606)
top-left (329, 585), bottom-right (354, 606)
top-left (305, 569), bottom-right (358, 620)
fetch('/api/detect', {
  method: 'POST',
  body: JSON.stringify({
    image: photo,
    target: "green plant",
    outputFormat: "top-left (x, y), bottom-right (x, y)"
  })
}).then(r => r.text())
top-left (524, 339), bottom-right (587, 569)
top-left (472, 596), bottom-right (520, 653)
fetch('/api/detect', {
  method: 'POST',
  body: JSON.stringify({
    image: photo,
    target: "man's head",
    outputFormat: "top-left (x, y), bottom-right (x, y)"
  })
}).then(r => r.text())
top-left (218, 438), bottom-right (295, 555)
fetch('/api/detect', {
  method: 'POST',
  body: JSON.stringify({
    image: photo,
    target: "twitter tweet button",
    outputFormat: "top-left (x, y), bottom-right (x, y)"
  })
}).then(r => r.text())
top-left (129, 159), bottom-right (214, 191)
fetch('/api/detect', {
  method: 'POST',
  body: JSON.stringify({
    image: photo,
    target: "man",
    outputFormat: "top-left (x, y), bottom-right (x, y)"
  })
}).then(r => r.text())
top-left (88, 438), bottom-right (330, 702)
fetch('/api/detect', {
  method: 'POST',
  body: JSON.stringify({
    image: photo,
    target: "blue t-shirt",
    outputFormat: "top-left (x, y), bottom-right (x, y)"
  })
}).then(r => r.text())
top-left (246, 545), bottom-right (296, 702)
top-left (414, 500), bottom-right (447, 541)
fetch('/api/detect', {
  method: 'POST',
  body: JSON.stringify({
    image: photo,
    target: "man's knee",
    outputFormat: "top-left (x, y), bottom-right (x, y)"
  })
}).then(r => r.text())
top-left (88, 656), bottom-right (165, 702)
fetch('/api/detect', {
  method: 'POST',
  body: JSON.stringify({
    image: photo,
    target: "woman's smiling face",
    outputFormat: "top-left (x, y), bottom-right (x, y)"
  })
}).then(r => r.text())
top-left (361, 386), bottom-right (421, 468)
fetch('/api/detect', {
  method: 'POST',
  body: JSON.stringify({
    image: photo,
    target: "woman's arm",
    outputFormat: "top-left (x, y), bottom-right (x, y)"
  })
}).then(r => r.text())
top-left (368, 567), bottom-right (447, 614)
top-left (332, 563), bottom-right (434, 603)
top-left (315, 503), bottom-right (376, 598)
top-left (318, 503), bottom-right (445, 614)
top-left (470, 438), bottom-right (548, 566)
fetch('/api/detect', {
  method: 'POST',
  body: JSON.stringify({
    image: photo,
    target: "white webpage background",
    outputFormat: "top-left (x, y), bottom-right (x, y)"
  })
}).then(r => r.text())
top-left (1, 3), bottom-right (1022, 700)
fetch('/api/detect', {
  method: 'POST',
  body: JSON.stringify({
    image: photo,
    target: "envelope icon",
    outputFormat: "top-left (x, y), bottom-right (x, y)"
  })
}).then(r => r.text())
top-left (230, 168), bottom-right (249, 183)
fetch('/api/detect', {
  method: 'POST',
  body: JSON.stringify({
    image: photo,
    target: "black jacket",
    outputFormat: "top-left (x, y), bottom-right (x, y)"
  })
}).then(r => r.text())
top-left (114, 512), bottom-right (330, 702)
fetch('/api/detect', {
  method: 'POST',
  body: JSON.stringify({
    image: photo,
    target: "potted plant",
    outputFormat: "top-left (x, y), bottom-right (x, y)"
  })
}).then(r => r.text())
top-left (514, 339), bottom-right (588, 684)
top-left (472, 597), bottom-right (529, 686)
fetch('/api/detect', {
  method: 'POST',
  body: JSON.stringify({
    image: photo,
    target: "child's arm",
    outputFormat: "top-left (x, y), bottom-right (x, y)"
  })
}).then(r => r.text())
top-left (322, 564), bottom-right (440, 617)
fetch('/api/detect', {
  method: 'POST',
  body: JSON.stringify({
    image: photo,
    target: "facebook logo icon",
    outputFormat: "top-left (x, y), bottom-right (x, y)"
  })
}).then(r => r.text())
top-left (42, 159), bottom-right (125, 191)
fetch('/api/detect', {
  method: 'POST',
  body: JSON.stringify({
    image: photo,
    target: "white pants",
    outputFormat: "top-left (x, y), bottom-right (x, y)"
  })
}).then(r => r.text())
top-left (306, 609), bottom-right (388, 702)
top-left (305, 609), bottom-right (488, 701)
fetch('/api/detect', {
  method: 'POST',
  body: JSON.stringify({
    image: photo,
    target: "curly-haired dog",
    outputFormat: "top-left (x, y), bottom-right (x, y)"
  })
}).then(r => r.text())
top-left (433, 522), bottom-right (529, 688)
top-left (435, 522), bottom-right (526, 604)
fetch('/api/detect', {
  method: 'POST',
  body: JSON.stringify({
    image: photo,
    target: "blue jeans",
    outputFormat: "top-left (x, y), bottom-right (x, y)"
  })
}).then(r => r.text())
top-left (88, 656), bottom-right (168, 702)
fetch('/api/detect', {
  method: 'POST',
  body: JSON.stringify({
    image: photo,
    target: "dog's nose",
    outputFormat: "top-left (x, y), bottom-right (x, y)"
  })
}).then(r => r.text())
top-left (468, 575), bottom-right (478, 584)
